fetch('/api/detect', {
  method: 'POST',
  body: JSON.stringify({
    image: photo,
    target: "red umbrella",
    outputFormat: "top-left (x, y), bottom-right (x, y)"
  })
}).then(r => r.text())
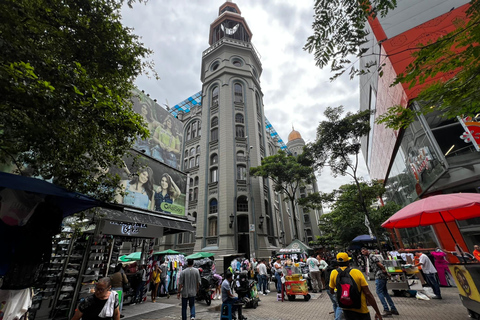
top-left (382, 193), bottom-right (480, 229)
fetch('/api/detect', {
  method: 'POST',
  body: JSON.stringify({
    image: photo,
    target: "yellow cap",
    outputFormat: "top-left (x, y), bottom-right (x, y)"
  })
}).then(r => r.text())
top-left (336, 252), bottom-right (352, 262)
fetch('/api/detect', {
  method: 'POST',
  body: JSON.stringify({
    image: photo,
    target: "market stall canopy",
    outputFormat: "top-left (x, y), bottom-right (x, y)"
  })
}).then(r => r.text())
top-left (119, 255), bottom-right (130, 262)
top-left (154, 249), bottom-right (183, 255)
top-left (382, 193), bottom-right (480, 229)
top-left (352, 235), bottom-right (377, 242)
top-left (0, 171), bottom-right (119, 218)
top-left (278, 239), bottom-right (312, 254)
top-left (185, 252), bottom-right (215, 259)
top-left (125, 252), bottom-right (142, 261)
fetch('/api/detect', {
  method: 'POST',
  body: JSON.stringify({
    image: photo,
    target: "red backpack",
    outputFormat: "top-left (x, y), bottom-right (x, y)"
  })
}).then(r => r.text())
top-left (335, 267), bottom-right (362, 309)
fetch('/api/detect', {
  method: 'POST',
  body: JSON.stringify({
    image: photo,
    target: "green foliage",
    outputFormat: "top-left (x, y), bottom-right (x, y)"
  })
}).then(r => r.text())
top-left (304, 0), bottom-right (397, 80)
top-left (250, 150), bottom-right (316, 239)
top-left (0, 0), bottom-right (153, 201)
top-left (377, 0), bottom-right (480, 129)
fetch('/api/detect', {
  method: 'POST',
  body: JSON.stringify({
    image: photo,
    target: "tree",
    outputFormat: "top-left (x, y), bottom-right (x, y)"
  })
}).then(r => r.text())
top-left (376, 0), bottom-right (480, 129)
top-left (302, 106), bottom-right (384, 248)
top-left (0, 0), bottom-right (154, 201)
top-left (308, 181), bottom-right (399, 248)
top-left (250, 150), bottom-right (316, 240)
top-left (304, 0), bottom-right (397, 80)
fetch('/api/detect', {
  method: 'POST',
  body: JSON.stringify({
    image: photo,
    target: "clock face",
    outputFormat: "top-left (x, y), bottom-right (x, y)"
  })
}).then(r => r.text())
top-left (221, 23), bottom-right (240, 35)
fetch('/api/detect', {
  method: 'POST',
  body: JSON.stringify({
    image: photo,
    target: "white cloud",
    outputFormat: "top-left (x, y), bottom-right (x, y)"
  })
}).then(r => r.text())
top-left (121, 0), bottom-right (369, 193)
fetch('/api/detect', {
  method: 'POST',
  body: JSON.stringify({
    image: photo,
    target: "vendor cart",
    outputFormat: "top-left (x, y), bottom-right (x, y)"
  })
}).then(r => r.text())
top-left (282, 265), bottom-right (311, 301)
top-left (384, 259), bottom-right (423, 297)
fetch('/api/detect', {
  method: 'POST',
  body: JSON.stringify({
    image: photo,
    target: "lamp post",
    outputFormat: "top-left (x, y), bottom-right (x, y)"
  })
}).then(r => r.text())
top-left (281, 231), bottom-right (285, 245)
top-left (229, 213), bottom-right (234, 229)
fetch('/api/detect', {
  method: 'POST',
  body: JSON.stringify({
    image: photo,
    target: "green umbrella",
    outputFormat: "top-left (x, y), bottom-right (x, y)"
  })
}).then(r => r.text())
top-left (119, 255), bottom-right (130, 262)
top-left (154, 249), bottom-right (182, 255)
top-left (185, 252), bottom-right (214, 260)
top-left (125, 252), bottom-right (142, 261)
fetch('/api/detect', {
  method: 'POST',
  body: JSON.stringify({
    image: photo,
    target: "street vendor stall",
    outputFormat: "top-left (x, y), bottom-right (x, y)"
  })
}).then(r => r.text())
top-left (277, 239), bottom-right (312, 262)
top-left (382, 193), bottom-right (480, 318)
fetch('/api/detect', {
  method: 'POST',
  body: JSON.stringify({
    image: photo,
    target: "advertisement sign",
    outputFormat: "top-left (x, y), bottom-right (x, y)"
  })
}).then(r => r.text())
top-left (101, 220), bottom-right (163, 238)
top-left (111, 150), bottom-right (187, 216)
top-left (458, 116), bottom-right (480, 152)
top-left (449, 265), bottom-right (480, 303)
top-left (130, 88), bottom-right (184, 170)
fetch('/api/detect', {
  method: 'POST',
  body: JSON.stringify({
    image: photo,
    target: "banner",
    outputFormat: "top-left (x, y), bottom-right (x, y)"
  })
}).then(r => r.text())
top-left (130, 88), bottom-right (184, 170)
top-left (110, 151), bottom-right (187, 216)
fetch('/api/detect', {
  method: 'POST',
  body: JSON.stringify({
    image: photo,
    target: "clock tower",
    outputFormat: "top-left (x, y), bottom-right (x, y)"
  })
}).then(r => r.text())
top-left (192, 1), bottom-right (274, 261)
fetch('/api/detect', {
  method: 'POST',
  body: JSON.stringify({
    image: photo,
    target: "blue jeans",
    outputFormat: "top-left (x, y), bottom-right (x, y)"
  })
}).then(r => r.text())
top-left (181, 296), bottom-right (195, 320)
top-left (260, 275), bottom-right (268, 293)
top-left (375, 278), bottom-right (397, 312)
top-left (157, 278), bottom-right (168, 296)
top-left (275, 273), bottom-right (282, 293)
top-left (326, 290), bottom-right (343, 320)
top-left (135, 281), bottom-right (145, 302)
top-left (223, 297), bottom-right (239, 315)
top-left (424, 273), bottom-right (441, 297)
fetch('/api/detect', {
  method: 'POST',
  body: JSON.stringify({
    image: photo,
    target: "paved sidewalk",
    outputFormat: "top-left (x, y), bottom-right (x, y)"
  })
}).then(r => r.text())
top-left (121, 282), bottom-right (469, 320)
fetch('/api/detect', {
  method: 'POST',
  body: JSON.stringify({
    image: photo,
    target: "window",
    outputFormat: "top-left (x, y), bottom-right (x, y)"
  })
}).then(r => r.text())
top-left (194, 176), bottom-right (199, 186)
top-left (184, 159), bottom-right (188, 169)
top-left (189, 189), bottom-right (193, 201)
top-left (195, 155), bottom-right (200, 167)
top-left (190, 147), bottom-right (195, 156)
top-left (235, 113), bottom-right (244, 123)
top-left (211, 153), bottom-right (218, 164)
top-left (208, 218), bottom-right (218, 236)
top-left (192, 122), bottom-right (197, 139)
top-left (211, 128), bottom-right (218, 141)
top-left (211, 116), bottom-right (218, 127)
top-left (185, 150), bottom-right (189, 158)
top-left (186, 120), bottom-right (201, 142)
top-left (258, 122), bottom-right (263, 145)
top-left (192, 212), bottom-right (197, 223)
top-left (210, 167), bottom-right (218, 183)
top-left (304, 214), bottom-right (310, 223)
top-left (236, 151), bottom-right (245, 161)
top-left (189, 178), bottom-right (193, 186)
top-left (234, 83), bottom-right (243, 103)
top-left (209, 198), bottom-right (218, 214)
top-left (235, 125), bottom-right (245, 138)
top-left (211, 61), bottom-right (220, 72)
top-left (189, 158), bottom-right (195, 168)
top-left (212, 86), bottom-right (219, 108)
top-left (232, 58), bottom-right (243, 67)
top-left (196, 145), bottom-right (201, 154)
top-left (197, 121), bottom-right (201, 137)
top-left (186, 126), bottom-right (191, 141)
top-left (256, 93), bottom-right (262, 115)
top-left (237, 165), bottom-right (246, 180)
top-left (194, 188), bottom-right (198, 201)
top-left (237, 196), bottom-right (248, 212)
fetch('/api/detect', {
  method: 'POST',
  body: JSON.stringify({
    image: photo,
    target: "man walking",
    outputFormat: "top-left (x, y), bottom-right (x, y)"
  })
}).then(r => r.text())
top-left (159, 260), bottom-right (170, 298)
top-left (329, 252), bottom-right (383, 320)
top-left (307, 254), bottom-right (322, 293)
top-left (257, 259), bottom-right (269, 295)
top-left (362, 248), bottom-right (399, 316)
top-left (177, 259), bottom-right (201, 320)
top-left (273, 257), bottom-right (283, 293)
top-left (414, 251), bottom-right (442, 299)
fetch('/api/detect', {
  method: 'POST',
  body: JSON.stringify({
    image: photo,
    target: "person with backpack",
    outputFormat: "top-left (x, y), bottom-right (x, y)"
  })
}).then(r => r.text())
top-left (324, 260), bottom-right (343, 320)
top-left (329, 252), bottom-right (383, 320)
top-left (362, 248), bottom-right (399, 316)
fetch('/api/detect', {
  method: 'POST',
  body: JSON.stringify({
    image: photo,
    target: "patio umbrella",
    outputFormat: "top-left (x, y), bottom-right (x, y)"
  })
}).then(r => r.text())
top-left (185, 252), bottom-right (214, 260)
top-left (352, 235), bottom-right (376, 242)
top-left (119, 255), bottom-right (130, 262)
top-left (382, 193), bottom-right (480, 229)
top-left (154, 249), bottom-right (182, 255)
top-left (381, 193), bottom-right (480, 250)
top-left (125, 252), bottom-right (142, 261)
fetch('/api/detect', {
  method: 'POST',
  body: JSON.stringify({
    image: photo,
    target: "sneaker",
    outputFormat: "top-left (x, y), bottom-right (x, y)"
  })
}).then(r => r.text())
top-left (64, 277), bottom-right (76, 283)
top-left (61, 285), bottom-right (74, 292)
top-left (432, 295), bottom-right (442, 299)
top-left (381, 311), bottom-right (392, 316)
top-left (391, 310), bottom-right (399, 315)
top-left (59, 293), bottom-right (70, 300)
top-left (65, 269), bottom-right (79, 275)
top-left (191, 318), bottom-right (195, 320)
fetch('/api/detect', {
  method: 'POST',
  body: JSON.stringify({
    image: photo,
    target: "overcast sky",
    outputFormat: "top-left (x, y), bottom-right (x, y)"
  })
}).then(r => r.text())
top-left (121, 0), bottom-right (369, 195)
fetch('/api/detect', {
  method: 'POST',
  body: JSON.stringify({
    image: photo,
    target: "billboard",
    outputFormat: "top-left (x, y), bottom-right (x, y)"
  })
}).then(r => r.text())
top-left (130, 88), bottom-right (184, 170)
top-left (111, 151), bottom-right (187, 216)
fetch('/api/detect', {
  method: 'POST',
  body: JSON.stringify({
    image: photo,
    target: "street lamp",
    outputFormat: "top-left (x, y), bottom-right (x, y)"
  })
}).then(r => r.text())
top-left (229, 213), bottom-right (234, 228)
top-left (258, 215), bottom-right (264, 229)
top-left (280, 231), bottom-right (285, 244)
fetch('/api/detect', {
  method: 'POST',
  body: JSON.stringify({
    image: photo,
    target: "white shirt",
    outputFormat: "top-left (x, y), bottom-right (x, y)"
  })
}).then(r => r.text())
top-left (258, 263), bottom-right (267, 276)
top-left (274, 261), bottom-right (282, 273)
top-left (306, 257), bottom-right (320, 272)
top-left (419, 254), bottom-right (437, 274)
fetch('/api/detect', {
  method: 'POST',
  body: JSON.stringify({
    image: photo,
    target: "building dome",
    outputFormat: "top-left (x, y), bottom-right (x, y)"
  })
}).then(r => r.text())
top-left (288, 128), bottom-right (303, 142)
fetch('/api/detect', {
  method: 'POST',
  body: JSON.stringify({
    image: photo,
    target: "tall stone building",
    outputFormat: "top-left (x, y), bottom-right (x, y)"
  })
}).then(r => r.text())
top-left (162, 1), bottom-right (323, 270)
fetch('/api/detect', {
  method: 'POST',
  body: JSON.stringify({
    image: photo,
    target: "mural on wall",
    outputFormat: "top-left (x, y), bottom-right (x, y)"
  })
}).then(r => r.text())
top-left (111, 150), bottom-right (187, 216)
top-left (131, 88), bottom-right (184, 170)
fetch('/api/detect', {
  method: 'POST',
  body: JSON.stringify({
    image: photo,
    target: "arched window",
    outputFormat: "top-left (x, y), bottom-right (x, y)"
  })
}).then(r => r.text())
top-left (194, 176), bottom-right (199, 186)
top-left (237, 196), bottom-right (248, 212)
top-left (235, 125), bottom-right (244, 138)
top-left (208, 217), bottom-right (218, 236)
top-left (209, 198), bottom-right (218, 214)
top-left (190, 147), bottom-right (195, 156)
top-left (211, 128), bottom-right (218, 141)
top-left (237, 165), bottom-right (246, 180)
top-left (210, 167), bottom-right (218, 183)
top-left (211, 153), bottom-right (218, 164)
top-left (189, 189), bottom-right (193, 201)
top-left (258, 122), bottom-right (263, 145)
top-left (192, 122), bottom-right (197, 139)
top-left (184, 159), bottom-right (188, 169)
top-left (256, 93), bottom-right (262, 115)
top-left (264, 200), bottom-right (270, 216)
top-left (189, 178), bottom-right (193, 186)
top-left (185, 150), bottom-right (189, 158)
top-left (235, 113), bottom-right (244, 123)
top-left (192, 212), bottom-right (197, 223)
top-left (186, 126), bottom-right (191, 141)
top-left (186, 120), bottom-right (201, 141)
top-left (194, 187), bottom-right (198, 201)
top-left (212, 86), bottom-right (219, 108)
top-left (197, 121), bottom-right (201, 137)
top-left (189, 157), bottom-right (195, 168)
top-left (236, 151), bottom-right (245, 161)
top-left (196, 145), bottom-right (201, 154)
top-left (234, 83), bottom-right (243, 103)
top-left (195, 155), bottom-right (200, 167)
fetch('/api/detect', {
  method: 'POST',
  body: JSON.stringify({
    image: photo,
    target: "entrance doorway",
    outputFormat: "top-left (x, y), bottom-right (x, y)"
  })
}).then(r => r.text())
top-left (238, 233), bottom-right (250, 260)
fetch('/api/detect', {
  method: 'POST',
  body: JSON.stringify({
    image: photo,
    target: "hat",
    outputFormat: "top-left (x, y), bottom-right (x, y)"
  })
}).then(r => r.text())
top-left (336, 252), bottom-right (352, 262)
